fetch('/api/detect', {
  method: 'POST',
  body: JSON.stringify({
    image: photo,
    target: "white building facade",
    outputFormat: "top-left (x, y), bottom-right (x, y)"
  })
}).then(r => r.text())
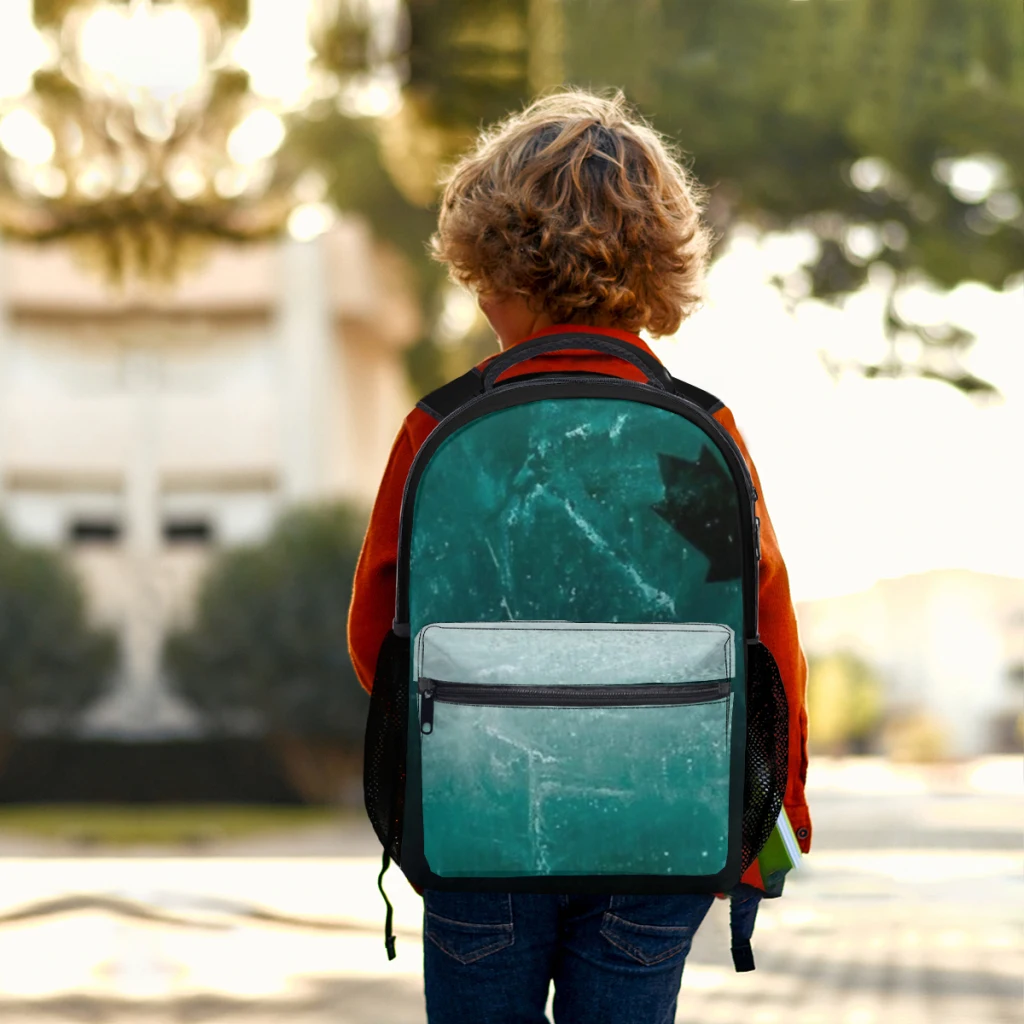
top-left (0, 222), bottom-right (419, 737)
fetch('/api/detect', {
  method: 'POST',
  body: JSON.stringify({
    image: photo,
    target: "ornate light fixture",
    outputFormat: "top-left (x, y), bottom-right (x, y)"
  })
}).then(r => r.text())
top-left (0, 1), bottom-right (563, 283)
top-left (0, 0), bottom-right (353, 279)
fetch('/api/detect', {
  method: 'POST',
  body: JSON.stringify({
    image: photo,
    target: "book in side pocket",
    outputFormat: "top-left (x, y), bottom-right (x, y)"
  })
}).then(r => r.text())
top-left (757, 806), bottom-right (804, 879)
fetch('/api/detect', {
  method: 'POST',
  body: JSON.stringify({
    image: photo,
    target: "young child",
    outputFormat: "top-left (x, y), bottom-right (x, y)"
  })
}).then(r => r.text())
top-left (348, 88), bottom-right (810, 1024)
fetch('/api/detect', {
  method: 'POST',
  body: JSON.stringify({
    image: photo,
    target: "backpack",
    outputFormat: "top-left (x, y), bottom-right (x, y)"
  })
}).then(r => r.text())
top-left (363, 331), bottom-right (790, 968)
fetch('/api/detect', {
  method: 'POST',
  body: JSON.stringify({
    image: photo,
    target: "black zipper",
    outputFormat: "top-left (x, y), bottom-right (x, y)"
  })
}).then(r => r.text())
top-left (418, 679), bottom-right (731, 734)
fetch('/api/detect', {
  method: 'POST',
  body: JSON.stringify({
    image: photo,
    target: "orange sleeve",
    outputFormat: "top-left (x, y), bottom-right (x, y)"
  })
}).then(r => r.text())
top-left (715, 406), bottom-right (812, 856)
top-left (347, 424), bottom-right (417, 694)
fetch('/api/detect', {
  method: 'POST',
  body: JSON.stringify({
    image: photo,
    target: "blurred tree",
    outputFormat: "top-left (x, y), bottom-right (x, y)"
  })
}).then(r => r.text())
top-left (806, 650), bottom-right (884, 755)
top-left (303, 0), bottom-right (1022, 397)
top-left (562, 0), bottom-right (1023, 397)
top-left (0, 526), bottom-right (116, 734)
top-left (298, 0), bottom-right (549, 393)
top-left (164, 503), bottom-right (369, 801)
top-left (5, 2), bottom-right (1018, 392)
top-left (33, 0), bottom-right (250, 29)
top-left (882, 708), bottom-right (950, 762)
top-left (285, 114), bottom-right (453, 393)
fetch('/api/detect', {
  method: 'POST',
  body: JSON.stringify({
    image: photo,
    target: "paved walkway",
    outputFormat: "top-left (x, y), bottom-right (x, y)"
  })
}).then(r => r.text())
top-left (0, 758), bottom-right (1019, 1023)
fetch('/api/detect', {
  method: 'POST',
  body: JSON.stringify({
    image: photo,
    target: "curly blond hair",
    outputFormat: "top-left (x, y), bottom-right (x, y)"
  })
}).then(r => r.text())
top-left (430, 89), bottom-right (712, 337)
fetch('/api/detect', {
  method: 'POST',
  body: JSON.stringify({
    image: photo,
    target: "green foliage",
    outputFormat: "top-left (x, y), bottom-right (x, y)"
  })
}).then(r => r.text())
top-left (305, 0), bottom-right (1022, 397)
top-left (563, 0), bottom-right (1023, 346)
top-left (294, 0), bottom-right (544, 394)
top-left (33, 0), bottom-right (250, 30)
top-left (31, 0), bottom-right (74, 27)
top-left (402, 0), bottom-right (535, 131)
top-left (0, 527), bottom-right (116, 732)
top-left (164, 503), bottom-right (369, 743)
top-left (286, 116), bottom-right (444, 300)
top-left (807, 650), bottom-right (884, 754)
top-left (0, 803), bottom-right (333, 848)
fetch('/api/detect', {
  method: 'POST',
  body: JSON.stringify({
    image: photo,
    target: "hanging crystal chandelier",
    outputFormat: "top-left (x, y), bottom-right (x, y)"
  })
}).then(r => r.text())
top-left (0, 0), bottom-right (401, 280)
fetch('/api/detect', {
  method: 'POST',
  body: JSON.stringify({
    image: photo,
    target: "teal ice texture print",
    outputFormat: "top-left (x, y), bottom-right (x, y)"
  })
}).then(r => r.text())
top-left (407, 396), bottom-right (746, 879)
top-left (415, 621), bottom-right (735, 877)
top-left (421, 698), bottom-right (733, 876)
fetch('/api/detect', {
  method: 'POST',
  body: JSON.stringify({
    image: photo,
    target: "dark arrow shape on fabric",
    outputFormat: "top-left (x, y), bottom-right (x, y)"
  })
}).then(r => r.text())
top-left (650, 447), bottom-right (741, 582)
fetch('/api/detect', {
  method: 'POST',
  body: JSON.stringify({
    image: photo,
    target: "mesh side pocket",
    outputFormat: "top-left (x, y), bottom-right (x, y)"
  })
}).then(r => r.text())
top-left (740, 640), bottom-right (789, 874)
top-left (363, 629), bottom-right (410, 862)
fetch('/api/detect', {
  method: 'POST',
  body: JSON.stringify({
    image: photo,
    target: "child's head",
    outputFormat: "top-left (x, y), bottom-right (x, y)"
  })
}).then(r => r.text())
top-left (431, 88), bottom-right (712, 342)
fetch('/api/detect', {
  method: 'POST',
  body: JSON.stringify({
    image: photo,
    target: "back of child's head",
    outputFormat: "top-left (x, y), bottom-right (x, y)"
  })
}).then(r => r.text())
top-left (431, 88), bottom-right (712, 337)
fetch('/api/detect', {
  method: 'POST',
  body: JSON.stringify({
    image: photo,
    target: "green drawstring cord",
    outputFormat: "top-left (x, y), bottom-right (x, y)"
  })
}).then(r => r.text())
top-left (378, 850), bottom-right (396, 960)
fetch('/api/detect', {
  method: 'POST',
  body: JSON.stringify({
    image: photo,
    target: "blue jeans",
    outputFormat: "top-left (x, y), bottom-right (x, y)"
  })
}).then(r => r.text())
top-left (422, 890), bottom-right (715, 1024)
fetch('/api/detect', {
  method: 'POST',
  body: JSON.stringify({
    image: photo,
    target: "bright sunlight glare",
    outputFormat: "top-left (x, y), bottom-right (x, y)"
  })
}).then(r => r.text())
top-left (233, 0), bottom-right (317, 108)
top-left (655, 226), bottom-right (1024, 602)
top-left (287, 202), bottom-right (336, 242)
top-left (933, 154), bottom-right (1008, 205)
top-left (0, 0), bottom-right (52, 100)
top-left (0, 108), bottom-right (55, 165)
top-left (77, 3), bottom-right (206, 101)
top-left (227, 109), bottom-right (287, 165)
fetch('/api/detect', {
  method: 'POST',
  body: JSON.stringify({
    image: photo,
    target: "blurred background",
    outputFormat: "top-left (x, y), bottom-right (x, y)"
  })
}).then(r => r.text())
top-left (0, 0), bottom-right (1020, 1021)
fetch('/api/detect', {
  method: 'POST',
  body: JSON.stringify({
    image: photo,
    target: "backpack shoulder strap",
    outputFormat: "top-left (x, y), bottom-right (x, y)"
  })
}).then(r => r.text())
top-left (416, 367), bottom-right (484, 421)
top-left (669, 375), bottom-right (724, 415)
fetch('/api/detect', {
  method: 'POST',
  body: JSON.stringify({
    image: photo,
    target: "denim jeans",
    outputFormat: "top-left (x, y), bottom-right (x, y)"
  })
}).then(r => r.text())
top-left (422, 890), bottom-right (715, 1024)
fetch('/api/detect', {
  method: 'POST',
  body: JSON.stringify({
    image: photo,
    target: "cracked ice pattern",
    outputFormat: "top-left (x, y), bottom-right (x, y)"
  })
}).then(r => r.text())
top-left (407, 398), bottom-right (745, 878)
top-left (421, 699), bottom-right (732, 876)
top-left (409, 399), bottom-right (743, 630)
top-left (416, 621), bottom-right (734, 688)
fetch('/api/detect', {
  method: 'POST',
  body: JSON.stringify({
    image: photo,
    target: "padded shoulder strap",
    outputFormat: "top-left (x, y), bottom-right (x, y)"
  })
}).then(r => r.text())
top-left (416, 367), bottom-right (484, 421)
top-left (670, 375), bottom-right (724, 415)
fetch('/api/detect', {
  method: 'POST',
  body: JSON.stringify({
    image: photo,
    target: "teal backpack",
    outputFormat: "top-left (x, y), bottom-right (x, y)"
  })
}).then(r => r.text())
top-left (363, 332), bottom-right (789, 968)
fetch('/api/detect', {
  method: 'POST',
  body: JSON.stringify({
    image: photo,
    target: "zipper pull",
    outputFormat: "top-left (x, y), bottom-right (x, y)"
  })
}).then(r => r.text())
top-left (420, 689), bottom-right (435, 734)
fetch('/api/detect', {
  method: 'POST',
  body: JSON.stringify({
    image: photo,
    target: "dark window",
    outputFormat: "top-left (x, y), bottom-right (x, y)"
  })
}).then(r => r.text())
top-left (163, 518), bottom-right (213, 544)
top-left (69, 518), bottom-right (122, 544)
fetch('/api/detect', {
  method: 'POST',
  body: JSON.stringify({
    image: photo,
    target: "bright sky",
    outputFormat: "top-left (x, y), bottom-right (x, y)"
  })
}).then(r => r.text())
top-left (649, 229), bottom-right (1024, 602)
top-left (0, 0), bottom-right (50, 100)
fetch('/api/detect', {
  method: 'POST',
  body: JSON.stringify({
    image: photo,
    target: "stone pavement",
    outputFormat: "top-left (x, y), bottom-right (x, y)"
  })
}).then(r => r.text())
top-left (0, 757), bottom-right (1019, 1023)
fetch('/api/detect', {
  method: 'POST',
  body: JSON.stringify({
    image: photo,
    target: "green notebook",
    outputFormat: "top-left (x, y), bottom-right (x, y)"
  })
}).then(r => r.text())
top-left (757, 806), bottom-right (803, 879)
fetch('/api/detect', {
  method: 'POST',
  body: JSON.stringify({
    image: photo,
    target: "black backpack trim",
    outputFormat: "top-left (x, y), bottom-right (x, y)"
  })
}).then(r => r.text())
top-left (671, 377), bottom-right (724, 416)
top-left (416, 352), bottom-right (724, 423)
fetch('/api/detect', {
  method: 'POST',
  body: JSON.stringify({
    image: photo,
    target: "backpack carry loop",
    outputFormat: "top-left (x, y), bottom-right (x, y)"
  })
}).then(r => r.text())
top-left (482, 333), bottom-right (673, 391)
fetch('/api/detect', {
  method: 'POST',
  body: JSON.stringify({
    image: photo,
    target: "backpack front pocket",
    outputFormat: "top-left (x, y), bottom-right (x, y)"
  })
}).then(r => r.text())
top-left (414, 621), bottom-right (736, 880)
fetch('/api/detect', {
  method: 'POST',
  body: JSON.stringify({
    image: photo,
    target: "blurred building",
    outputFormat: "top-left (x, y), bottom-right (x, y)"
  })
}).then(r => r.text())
top-left (796, 569), bottom-right (1024, 756)
top-left (0, 221), bottom-right (418, 736)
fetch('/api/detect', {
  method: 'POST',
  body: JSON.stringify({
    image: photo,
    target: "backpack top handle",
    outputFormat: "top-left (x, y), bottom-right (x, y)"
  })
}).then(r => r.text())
top-left (481, 331), bottom-right (673, 392)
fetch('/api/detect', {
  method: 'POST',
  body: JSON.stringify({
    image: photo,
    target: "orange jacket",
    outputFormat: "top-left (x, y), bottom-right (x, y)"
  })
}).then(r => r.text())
top-left (347, 325), bottom-right (812, 884)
